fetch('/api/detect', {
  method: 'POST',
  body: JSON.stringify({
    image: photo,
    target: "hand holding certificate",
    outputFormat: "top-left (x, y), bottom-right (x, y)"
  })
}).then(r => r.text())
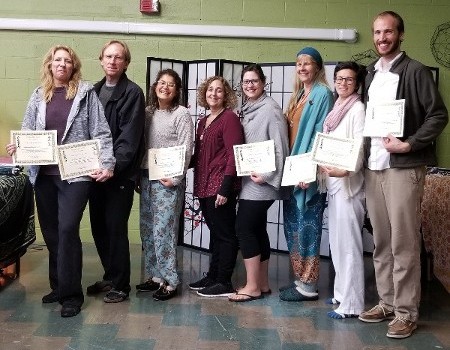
top-left (148, 145), bottom-right (186, 180)
top-left (233, 140), bottom-right (276, 177)
top-left (11, 130), bottom-right (57, 165)
top-left (363, 99), bottom-right (405, 137)
top-left (311, 133), bottom-right (362, 172)
top-left (57, 140), bottom-right (101, 180)
top-left (281, 153), bottom-right (317, 186)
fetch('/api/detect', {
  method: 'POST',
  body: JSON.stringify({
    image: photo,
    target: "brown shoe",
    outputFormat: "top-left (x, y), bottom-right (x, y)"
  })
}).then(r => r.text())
top-left (387, 316), bottom-right (417, 339)
top-left (359, 303), bottom-right (395, 323)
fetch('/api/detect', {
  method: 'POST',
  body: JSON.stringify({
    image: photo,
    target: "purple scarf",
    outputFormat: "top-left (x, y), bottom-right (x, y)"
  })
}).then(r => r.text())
top-left (323, 93), bottom-right (360, 133)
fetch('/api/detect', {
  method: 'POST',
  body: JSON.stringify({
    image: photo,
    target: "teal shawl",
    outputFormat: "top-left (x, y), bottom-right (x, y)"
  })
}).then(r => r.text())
top-left (290, 82), bottom-right (333, 213)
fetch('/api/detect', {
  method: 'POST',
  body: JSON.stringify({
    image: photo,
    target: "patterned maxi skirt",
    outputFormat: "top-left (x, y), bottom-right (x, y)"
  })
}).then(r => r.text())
top-left (283, 192), bottom-right (326, 293)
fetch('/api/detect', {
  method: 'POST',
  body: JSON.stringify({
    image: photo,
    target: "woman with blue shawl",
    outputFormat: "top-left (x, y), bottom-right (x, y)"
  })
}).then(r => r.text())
top-left (280, 47), bottom-right (333, 302)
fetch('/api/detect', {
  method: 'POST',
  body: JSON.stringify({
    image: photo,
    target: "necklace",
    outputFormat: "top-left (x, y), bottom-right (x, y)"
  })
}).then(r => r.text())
top-left (200, 108), bottom-right (225, 140)
top-left (288, 90), bottom-right (310, 128)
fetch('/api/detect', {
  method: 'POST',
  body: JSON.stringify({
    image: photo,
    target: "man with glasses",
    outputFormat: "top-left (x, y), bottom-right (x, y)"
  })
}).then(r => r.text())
top-left (359, 11), bottom-right (448, 338)
top-left (87, 40), bottom-right (146, 303)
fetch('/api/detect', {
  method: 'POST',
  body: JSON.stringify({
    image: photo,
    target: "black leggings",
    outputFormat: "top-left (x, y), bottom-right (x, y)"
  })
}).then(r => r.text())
top-left (235, 199), bottom-right (274, 261)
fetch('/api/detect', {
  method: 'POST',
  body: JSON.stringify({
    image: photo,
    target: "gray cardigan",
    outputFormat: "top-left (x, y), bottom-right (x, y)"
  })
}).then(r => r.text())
top-left (22, 81), bottom-right (115, 184)
top-left (239, 92), bottom-right (289, 201)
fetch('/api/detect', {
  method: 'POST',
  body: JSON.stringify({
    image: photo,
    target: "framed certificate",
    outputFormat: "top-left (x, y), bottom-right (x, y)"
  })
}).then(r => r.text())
top-left (233, 140), bottom-right (276, 177)
top-left (11, 130), bottom-right (58, 165)
top-left (311, 133), bottom-right (362, 172)
top-left (363, 99), bottom-right (405, 137)
top-left (281, 153), bottom-right (317, 186)
top-left (57, 140), bottom-right (101, 180)
top-left (148, 145), bottom-right (186, 180)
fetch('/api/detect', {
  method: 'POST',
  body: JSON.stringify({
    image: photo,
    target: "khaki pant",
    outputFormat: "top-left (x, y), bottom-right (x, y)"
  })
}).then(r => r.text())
top-left (365, 167), bottom-right (426, 322)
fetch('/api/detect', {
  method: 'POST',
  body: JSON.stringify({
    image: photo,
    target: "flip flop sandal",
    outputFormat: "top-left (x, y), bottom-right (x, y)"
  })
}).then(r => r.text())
top-left (228, 293), bottom-right (262, 302)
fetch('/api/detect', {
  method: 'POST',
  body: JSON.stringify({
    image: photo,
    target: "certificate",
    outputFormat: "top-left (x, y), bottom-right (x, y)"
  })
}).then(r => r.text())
top-left (233, 140), bottom-right (276, 177)
top-left (281, 153), bottom-right (317, 186)
top-left (311, 133), bottom-right (362, 172)
top-left (148, 145), bottom-right (186, 180)
top-left (363, 99), bottom-right (405, 137)
top-left (57, 140), bottom-right (101, 180)
top-left (11, 130), bottom-right (57, 165)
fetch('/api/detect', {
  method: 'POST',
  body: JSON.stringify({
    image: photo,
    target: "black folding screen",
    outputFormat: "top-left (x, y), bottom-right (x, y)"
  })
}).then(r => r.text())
top-left (145, 58), bottom-right (441, 255)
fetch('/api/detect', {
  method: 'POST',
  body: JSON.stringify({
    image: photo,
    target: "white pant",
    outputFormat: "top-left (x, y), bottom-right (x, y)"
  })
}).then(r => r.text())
top-left (328, 189), bottom-right (365, 315)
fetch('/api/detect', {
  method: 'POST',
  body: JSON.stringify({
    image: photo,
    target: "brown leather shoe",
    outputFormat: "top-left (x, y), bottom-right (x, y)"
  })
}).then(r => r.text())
top-left (387, 316), bottom-right (417, 339)
top-left (359, 303), bottom-right (395, 323)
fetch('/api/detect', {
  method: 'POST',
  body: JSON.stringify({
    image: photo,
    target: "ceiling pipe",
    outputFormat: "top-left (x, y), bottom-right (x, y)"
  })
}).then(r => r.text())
top-left (0, 18), bottom-right (358, 43)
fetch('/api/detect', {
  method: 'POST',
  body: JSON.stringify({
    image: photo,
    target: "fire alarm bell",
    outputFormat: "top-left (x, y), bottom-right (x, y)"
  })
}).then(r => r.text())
top-left (140, 0), bottom-right (160, 14)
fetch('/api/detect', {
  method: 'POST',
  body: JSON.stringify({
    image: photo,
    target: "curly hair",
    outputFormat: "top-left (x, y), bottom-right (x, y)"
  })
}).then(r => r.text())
top-left (147, 68), bottom-right (182, 112)
top-left (40, 45), bottom-right (82, 103)
top-left (197, 76), bottom-right (238, 110)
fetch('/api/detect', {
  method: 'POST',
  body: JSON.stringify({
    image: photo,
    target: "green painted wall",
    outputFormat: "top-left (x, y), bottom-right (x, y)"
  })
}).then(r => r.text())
top-left (1, 0), bottom-right (449, 243)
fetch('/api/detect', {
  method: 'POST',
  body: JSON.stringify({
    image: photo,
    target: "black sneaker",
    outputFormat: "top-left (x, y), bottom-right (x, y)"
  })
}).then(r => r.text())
top-left (136, 280), bottom-right (160, 292)
top-left (103, 289), bottom-right (129, 303)
top-left (153, 283), bottom-right (177, 301)
top-left (86, 280), bottom-right (113, 295)
top-left (196, 282), bottom-right (235, 297)
top-left (42, 290), bottom-right (58, 303)
top-left (188, 273), bottom-right (215, 291)
top-left (61, 301), bottom-right (81, 318)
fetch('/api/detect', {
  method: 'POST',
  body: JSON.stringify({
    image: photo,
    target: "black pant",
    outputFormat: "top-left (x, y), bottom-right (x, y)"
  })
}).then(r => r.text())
top-left (199, 195), bottom-right (238, 284)
top-left (89, 178), bottom-right (134, 293)
top-left (235, 199), bottom-right (274, 260)
top-left (34, 175), bottom-right (91, 306)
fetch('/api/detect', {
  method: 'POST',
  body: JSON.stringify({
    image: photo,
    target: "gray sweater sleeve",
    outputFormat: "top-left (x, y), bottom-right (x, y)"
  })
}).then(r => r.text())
top-left (172, 108), bottom-right (194, 186)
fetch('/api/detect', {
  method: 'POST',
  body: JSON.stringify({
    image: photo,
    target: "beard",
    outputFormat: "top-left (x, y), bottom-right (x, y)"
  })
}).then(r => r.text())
top-left (375, 37), bottom-right (402, 57)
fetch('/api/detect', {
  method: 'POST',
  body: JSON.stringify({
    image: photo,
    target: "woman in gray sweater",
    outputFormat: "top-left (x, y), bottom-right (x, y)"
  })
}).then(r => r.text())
top-left (137, 69), bottom-right (194, 301)
top-left (6, 45), bottom-right (115, 318)
top-left (228, 64), bottom-right (289, 302)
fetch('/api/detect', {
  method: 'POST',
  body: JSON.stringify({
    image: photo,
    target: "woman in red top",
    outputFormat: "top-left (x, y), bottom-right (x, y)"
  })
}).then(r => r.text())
top-left (188, 76), bottom-right (244, 297)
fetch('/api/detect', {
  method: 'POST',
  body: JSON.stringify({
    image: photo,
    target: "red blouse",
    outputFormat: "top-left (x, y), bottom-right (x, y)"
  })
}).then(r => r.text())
top-left (192, 109), bottom-right (244, 198)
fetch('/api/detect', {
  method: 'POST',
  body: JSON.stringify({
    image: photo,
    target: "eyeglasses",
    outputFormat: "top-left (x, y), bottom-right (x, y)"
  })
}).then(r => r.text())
top-left (157, 80), bottom-right (176, 88)
top-left (242, 79), bottom-right (260, 86)
top-left (335, 77), bottom-right (355, 84)
top-left (104, 55), bottom-right (125, 62)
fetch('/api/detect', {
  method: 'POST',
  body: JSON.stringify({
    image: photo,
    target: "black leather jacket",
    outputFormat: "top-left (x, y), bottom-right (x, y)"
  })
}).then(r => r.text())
top-left (94, 73), bottom-right (146, 180)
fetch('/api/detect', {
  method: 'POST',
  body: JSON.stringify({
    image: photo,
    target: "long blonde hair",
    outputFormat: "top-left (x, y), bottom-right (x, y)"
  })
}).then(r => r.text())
top-left (285, 55), bottom-right (328, 117)
top-left (40, 45), bottom-right (82, 103)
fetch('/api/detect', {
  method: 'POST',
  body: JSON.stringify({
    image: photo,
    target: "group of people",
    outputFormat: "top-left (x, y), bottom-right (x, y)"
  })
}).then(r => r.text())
top-left (4, 10), bottom-right (448, 340)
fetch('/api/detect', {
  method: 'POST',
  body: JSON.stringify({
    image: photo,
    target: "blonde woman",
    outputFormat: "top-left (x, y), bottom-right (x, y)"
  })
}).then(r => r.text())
top-left (280, 47), bottom-right (333, 302)
top-left (6, 45), bottom-right (115, 317)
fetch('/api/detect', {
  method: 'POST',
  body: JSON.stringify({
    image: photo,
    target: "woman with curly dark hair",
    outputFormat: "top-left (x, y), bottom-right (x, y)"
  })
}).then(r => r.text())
top-left (136, 68), bottom-right (194, 301)
top-left (188, 76), bottom-right (244, 297)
